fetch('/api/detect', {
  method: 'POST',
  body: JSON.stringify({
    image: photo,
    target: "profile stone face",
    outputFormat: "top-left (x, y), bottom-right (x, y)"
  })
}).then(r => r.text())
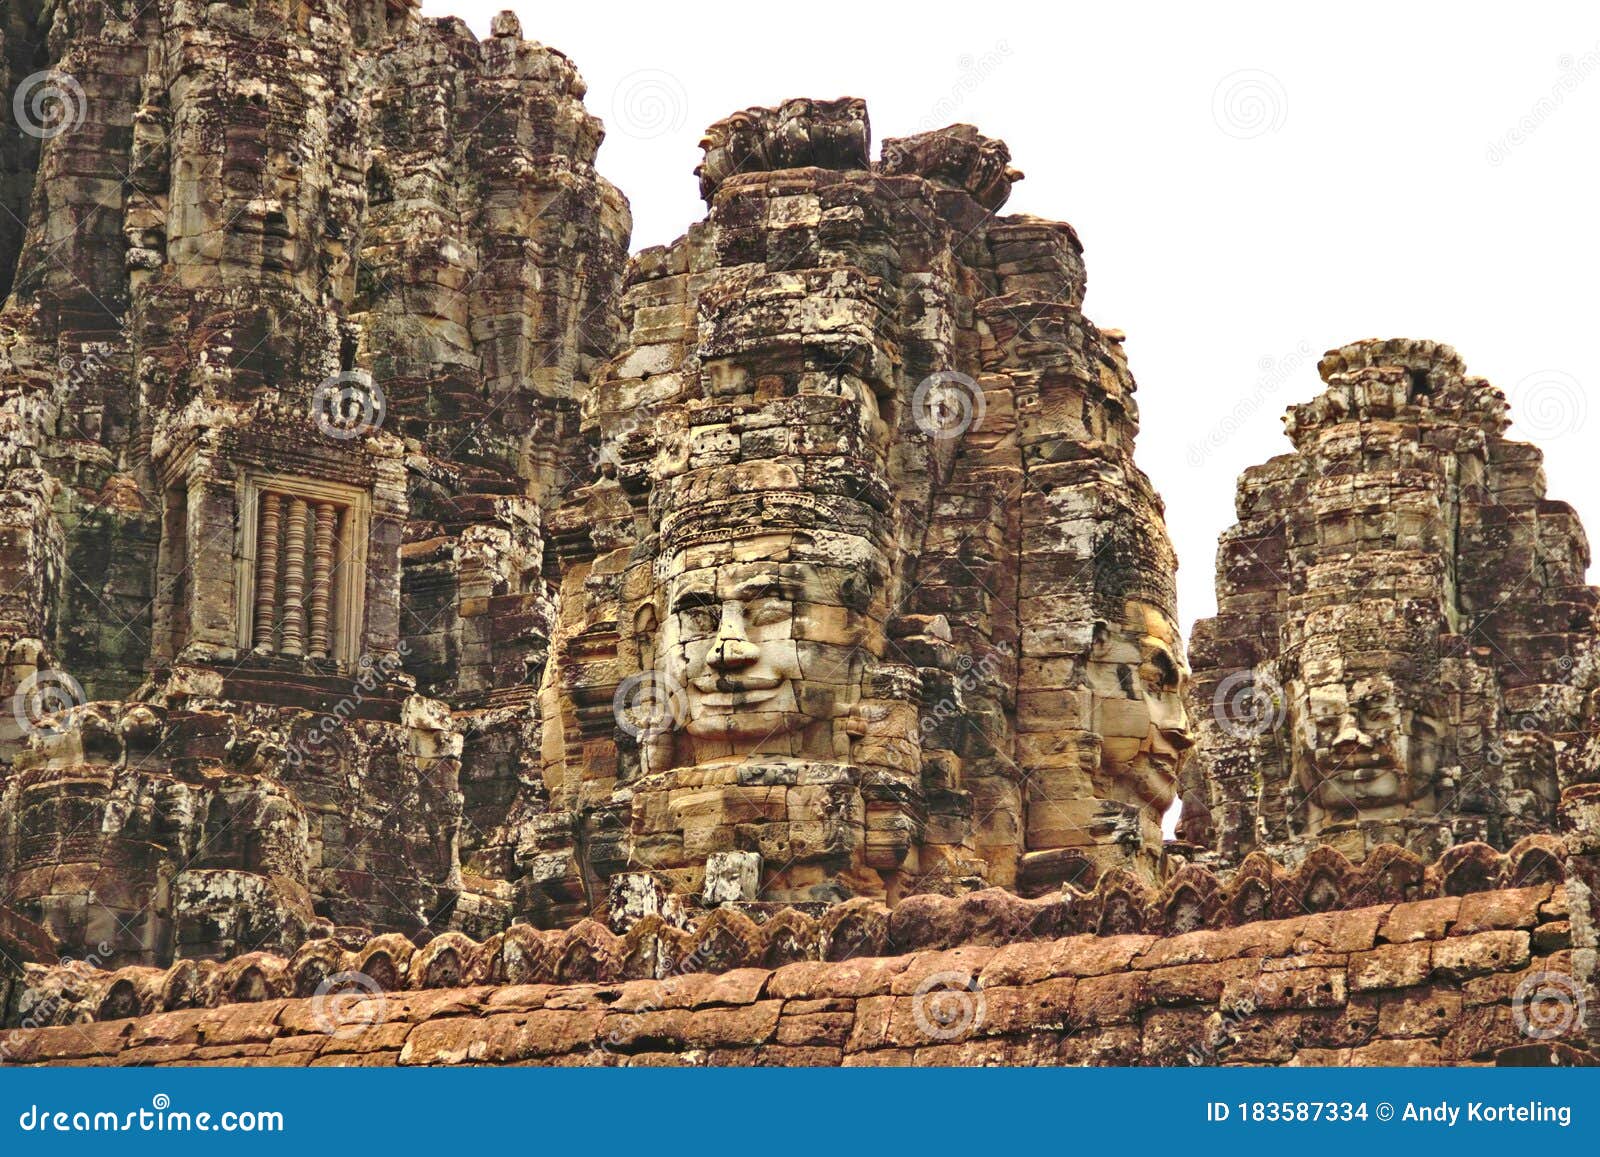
top-left (1085, 598), bottom-right (1194, 818)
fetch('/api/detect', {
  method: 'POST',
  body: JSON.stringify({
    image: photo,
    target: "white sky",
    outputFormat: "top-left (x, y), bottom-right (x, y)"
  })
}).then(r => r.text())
top-left (428, 0), bottom-right (1599, 640)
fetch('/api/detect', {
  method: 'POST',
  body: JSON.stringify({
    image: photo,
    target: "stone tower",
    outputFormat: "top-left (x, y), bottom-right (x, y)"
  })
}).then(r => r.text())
top-left (1184, 338), bottom-right (1599, 866)
top-left (0, 1), bottom-right (628, 963)
top-left (526, 101), bottom-right (1192, 924)
top-left (0, 7), bottom-right (1192, 963)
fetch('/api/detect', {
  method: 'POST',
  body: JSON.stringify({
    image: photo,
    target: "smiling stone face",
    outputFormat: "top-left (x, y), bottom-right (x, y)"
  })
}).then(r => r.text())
top-left (666, 559), bottom-right (809, 746)
top-left (1186, 339), bottom-right (1595, 868)
top-left (657, 532), bottom-right (880, 765)
top-left (1292, 671), bottom-right (1442, 823)
top-left (524, 106), bottom-right (1203, 915)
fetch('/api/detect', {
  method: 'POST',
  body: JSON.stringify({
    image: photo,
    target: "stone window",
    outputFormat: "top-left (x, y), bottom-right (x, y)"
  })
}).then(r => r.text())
top-left (237, 475), bottom-right (369, 670)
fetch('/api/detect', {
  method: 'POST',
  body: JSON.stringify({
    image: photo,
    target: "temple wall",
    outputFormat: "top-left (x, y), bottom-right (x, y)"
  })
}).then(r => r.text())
top-left (5, 820), bottom-right (1596, 1066)
top-left (2, 874), bottom-right (1592, 1067)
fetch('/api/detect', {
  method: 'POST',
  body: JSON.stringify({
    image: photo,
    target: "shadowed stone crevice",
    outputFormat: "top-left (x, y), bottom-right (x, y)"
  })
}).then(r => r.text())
top-left (0, 1), bottom-right (48, 302)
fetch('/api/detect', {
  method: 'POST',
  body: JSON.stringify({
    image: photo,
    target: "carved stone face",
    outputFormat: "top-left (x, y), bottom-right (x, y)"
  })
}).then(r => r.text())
top-left (1086, 599), bottom-right (1194, 811)
top-left (1292, 672), bottom-right (1441, 822)
top-left (695, 111), bottom-right (768, 201)
top-left (657, 532), bottom-right (879, 764)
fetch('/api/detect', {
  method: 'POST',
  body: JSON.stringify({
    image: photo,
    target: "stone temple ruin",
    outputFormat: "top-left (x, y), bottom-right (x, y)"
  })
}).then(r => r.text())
top-left (0, 2), bottom-right (1595, 1067)
top-left (1182, 339), bottom-right (1600, 870)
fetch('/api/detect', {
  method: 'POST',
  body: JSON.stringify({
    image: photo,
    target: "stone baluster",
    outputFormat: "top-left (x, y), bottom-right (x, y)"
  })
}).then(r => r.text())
top-left (280, 497), bottom-right (309, 658)
top-left (253, 492), bottom-right (282, 651)
top-left (307, 502), bottom-right (337, 660)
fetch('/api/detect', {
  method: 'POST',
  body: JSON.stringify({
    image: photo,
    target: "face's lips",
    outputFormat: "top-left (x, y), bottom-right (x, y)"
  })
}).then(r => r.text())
top-left (696, 690), bottom-right (780, 709)
top-left (1347, 765), bottom-right (1394, 781)
top-left (692, 674), bottom-right (781, 693)
top-left (1323, 762), bottom-right (1400, 790)
top-left (690, 674), bottom-right (785, 708)
top-left (1327, 746), bottom-right (1394, 770)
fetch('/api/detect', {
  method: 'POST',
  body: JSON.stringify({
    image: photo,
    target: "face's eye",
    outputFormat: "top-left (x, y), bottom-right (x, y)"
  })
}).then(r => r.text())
top-left (1359, 699), bottom-right (1396, 727)
top-left (742, 583), bottom-right (792, 628)
top-left (673, 594), bottom-right (719, 636)
top-left (683, 607), bottom-right (719, 635)
top-left (1306, 700), bottom-right (1341, 732)
top-left (1140, 652), bottom-right (1179, 695)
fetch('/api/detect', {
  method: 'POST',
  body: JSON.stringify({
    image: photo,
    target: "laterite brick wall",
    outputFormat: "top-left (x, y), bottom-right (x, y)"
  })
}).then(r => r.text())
top-left (4, 884), bottom-right (1591, 1067)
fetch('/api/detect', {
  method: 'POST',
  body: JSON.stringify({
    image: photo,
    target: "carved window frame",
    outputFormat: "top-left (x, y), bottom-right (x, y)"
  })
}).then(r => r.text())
top-left (235, 472), bottom-right (371, 672)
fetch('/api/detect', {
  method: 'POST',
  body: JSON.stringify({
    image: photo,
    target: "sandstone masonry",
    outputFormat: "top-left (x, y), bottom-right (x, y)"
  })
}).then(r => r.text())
top-left (0, 2), bottom-right (1595, 1067)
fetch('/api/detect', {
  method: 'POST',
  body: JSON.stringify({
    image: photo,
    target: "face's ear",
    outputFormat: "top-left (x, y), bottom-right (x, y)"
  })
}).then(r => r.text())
top-left (839, 571), bottom-right (873, 614)
top-left (633, 603), bottom-right (660, 669)
top-left (1409, 712), bottom-right (1443, 751)
top-left (1284, 775), bottom-right (1312, 835)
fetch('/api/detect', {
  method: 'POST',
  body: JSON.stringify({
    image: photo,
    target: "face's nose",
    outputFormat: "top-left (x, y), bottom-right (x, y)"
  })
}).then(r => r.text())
top-left (1331, 713), bottom-right (1371, 752)
top-left (1149, 692), bottom-right (1195, 752)
top-left (707, 601), bottom-right (760, 671)
top-left (1160, 717), bottom-right (1196, 753)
